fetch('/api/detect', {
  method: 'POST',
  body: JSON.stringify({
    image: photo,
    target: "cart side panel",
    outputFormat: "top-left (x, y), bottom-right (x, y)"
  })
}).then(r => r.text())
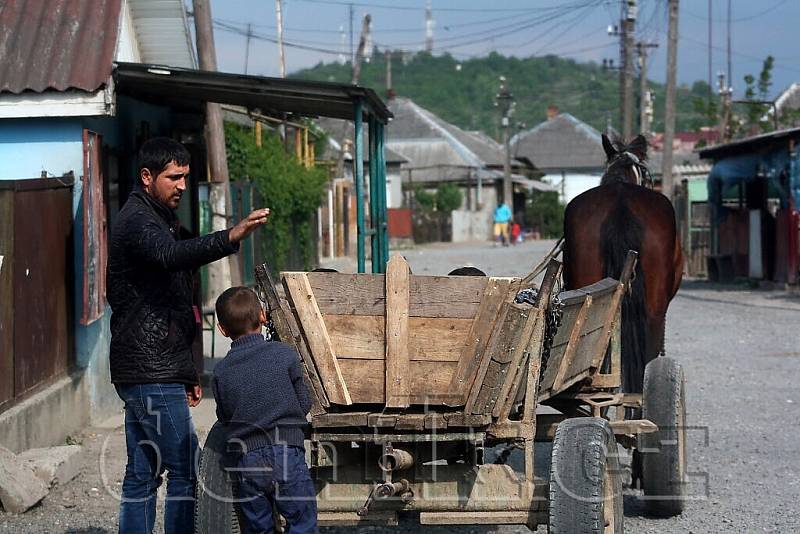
top-left (538, 278), bottom-right (624, 401)
top-left (286, 264), bottom-right (492, 406)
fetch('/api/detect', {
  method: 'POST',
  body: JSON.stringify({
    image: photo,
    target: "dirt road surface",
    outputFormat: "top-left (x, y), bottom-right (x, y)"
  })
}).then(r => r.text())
top-left (2, 240), bottom-right (799, 532)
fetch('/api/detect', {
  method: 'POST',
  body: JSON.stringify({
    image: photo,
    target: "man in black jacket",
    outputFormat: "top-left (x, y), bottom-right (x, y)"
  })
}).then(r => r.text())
top-left (108, 137), bottom-right (269, 533)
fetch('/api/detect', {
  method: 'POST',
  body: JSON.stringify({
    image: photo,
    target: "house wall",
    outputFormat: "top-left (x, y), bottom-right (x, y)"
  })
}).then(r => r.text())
top-left (451, 186), bottom-right (497, 242)
top-left (0, 96), bottom-right (178, 438)
top-left (542, 172), bottom-right (601, 204)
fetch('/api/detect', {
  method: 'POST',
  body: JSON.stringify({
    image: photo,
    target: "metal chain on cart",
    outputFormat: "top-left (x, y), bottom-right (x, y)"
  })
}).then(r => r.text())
top-left (539, 280), bottom-right (564, 381)
top-left (514, 274), bottom-right (564, 382)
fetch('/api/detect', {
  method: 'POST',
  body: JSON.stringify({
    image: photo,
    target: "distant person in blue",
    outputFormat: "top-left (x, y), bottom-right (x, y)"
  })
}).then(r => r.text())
top-left (493, 201), bottom-right (512, 246)
top-left (213, 287), bottom-right (317, 534)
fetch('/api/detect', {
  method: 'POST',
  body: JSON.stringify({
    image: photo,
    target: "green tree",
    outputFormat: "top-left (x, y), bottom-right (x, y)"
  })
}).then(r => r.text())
top-left (525, 190), bottom-right (564, 239)
top-left (293, 51), bottom-right (711, 138)
top-left (225, 122), bottom-right (327, 272)
top-left (741, 55), bottom-right (775, 134)
top-left (414, 186), bottom-right (435, 211)
top-left (435, 183), bottom-right (463, 212)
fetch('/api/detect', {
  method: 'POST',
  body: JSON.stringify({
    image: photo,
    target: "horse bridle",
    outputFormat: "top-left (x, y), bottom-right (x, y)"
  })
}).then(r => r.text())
top-left (610, 151), bottom-right (654, 189)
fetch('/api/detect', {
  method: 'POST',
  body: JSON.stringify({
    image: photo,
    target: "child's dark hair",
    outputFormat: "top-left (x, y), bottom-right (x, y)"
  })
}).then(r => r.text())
top-left (215, 287), bottom-right (263, 338)
top-left (137, 137), bottom-right (190, 178)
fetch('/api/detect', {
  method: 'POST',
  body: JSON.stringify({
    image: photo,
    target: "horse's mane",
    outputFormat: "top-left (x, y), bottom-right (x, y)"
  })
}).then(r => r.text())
top-left (600, 134), bottom-right (650, 186)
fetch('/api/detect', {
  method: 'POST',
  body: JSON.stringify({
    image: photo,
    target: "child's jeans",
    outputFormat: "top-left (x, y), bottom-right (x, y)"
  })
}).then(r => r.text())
top-left (234, 444), bottom-right (318, 534)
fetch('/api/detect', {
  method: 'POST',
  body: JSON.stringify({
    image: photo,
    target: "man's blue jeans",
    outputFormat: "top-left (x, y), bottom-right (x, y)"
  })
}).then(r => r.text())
top-left (116, 383), bottom-right (198, 534)
top-left (234, 445), bottom-right (318, 534)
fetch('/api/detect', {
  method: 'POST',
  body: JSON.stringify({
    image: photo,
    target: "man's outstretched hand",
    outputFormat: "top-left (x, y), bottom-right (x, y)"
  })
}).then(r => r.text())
top-left (229, 208), bottom-right (270, 244)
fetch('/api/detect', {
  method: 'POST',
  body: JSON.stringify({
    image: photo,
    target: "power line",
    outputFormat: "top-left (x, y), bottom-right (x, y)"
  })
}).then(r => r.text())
top-left (294, 0), bottom-right (596, 13)
top-left (683, 0), bottom-right (789, 23)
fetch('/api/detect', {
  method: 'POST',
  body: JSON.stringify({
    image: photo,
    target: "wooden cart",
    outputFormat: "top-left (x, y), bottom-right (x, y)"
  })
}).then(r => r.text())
top-left (196, 253), bottom-right (687, 533)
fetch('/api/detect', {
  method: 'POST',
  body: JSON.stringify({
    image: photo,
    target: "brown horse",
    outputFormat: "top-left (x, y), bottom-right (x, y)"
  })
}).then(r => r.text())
top-left (563, 134), bottom-right (682, 394)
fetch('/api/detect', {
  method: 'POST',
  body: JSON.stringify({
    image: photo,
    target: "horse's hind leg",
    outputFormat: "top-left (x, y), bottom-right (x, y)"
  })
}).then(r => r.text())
top-left (647, 312), bottom-right (667, 362)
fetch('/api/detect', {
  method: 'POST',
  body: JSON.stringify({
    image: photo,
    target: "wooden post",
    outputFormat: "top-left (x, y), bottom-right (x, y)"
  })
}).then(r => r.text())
top-left (192, 0), bottom-right (241, 286)
top-left (385, 255), bottom-right (411, 408)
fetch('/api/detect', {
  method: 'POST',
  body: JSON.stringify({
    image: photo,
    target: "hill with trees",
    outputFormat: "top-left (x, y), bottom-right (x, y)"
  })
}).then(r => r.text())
top-left (292, 51), bottom-right (714, 139)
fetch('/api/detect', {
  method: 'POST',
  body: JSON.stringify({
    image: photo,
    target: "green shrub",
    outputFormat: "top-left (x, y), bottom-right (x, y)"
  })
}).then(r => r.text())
top-left (526, 190), bottom-right (564, 238)
top-left (225, 123), bottom-right (327, 272)
top-left (435, 183), bottom-right (463, 212)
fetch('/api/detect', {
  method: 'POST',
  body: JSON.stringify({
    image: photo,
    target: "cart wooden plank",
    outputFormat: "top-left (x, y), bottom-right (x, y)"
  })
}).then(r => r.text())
top-left (551, 295), bottom-right (592, 392)
top-left (283, 272), bottom-right (352, 405)
top-left (324, 314), bottom-right (471, 362)
top-left (304, 271), bottom-right (488, 318)
top-left (445, 278), bottom-right (513, 406)
top-left (312, 412), bottom-right (370, 428)
top-left (385, 255), bottom-right (412, 408)
top-left (255, 265), bottom-right (329, 413)
top-left (493, 308), bottom-right (542, 419)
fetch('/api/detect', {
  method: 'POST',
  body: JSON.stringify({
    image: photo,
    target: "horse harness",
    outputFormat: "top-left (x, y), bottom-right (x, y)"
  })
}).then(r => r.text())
top-left (609, 150), bottom-right (655, 189)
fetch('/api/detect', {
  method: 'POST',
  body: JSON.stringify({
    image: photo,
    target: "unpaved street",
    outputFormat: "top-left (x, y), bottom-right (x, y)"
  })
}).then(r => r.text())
top-left (2, 240), bottom-right (799, 532)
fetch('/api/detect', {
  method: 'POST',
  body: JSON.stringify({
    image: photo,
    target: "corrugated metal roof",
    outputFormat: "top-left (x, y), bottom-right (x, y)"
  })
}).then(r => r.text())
top-left (0, 0), bottom-right (122, 94)
top-left (511, 113), bottom-right (606, 172)
top-left (128, 0), bottom-right (195, 68)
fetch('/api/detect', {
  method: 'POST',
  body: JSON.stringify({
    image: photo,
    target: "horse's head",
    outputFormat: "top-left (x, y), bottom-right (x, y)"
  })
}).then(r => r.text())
top-left (600, 133), bottom-right (653, 187)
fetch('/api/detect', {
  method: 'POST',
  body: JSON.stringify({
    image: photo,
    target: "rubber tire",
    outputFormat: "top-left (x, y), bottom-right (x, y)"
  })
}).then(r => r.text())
top-left (549, 418), bottom-right (623, 534)
top-left (195, 422), bottom-right (243, 534)
top-left (640, 356), bottom-right (687, 517)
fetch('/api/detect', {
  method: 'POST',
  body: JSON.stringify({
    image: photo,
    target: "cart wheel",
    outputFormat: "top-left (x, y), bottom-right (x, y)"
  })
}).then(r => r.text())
top-left (195, 422), bottom-right (243, 534)
top-left (640, 356), bottom-right (687, 517)
top-left (549, 418), bottom-right (623, 534)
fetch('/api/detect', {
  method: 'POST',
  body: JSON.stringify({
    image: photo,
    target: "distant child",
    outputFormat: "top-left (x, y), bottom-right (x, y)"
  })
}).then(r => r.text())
top-left (510, 220), bottom-right (521, 245)
top-left (213, 286), bottom-right (317, 534)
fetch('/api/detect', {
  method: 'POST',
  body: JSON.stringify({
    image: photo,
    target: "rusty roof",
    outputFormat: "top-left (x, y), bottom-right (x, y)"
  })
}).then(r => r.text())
top-left (0, 0), bottom-right (122, 94)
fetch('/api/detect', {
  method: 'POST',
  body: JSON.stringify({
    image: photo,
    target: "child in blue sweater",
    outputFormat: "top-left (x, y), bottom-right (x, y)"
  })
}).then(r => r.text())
top-left (213, 286), bottom-right (317, 534)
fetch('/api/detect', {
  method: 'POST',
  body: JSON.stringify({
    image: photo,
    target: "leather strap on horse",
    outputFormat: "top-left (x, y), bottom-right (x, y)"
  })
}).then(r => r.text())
top-left (522, 236), bottom-right (564, 285)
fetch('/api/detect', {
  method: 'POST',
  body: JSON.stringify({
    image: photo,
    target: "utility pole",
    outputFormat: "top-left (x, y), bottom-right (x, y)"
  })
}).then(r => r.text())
top-left (638, 42), bottom-right (658, 135)
top-left (718, 72), bottom-right (732, 143)
top-left (662, 0), bottom-right (679, 202)
top-left (425, 0), bottom-right (434, 53)
top-left (386, 50), bottom-right (395, 99)
top-left (244, 23), bottom-right (252, 74)
top-left (275, 0), bottom-right (286, 78)
top-left (352, 14), bottom-right (371, 85)
top-left (349, 3), bottom-right (355, 72)
top-left (495, 77), bottom-right (515, 207)
top-left (192, 0), bottom-right (241, 288)
top-left (707, 0), bottom-right (712, 110)
top-left (621, 0), bottom-right (637, 139)
top-left (727, 0), bottom-right (732, 87)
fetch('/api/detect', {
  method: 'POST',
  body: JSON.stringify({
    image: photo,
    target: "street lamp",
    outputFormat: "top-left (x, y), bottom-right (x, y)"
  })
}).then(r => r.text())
top-left (495, 76), bottom-right (515, 206)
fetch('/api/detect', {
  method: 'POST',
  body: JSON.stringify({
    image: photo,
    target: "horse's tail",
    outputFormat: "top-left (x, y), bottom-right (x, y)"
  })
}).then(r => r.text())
top-left (601, 200), bottom-right (647, 394)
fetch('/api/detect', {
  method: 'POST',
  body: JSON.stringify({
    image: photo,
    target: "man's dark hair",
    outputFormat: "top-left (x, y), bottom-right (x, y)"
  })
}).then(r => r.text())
top-left (137, 137), bottom-right (190, 178)
top-left (216, 287), bottom-right (263, 338)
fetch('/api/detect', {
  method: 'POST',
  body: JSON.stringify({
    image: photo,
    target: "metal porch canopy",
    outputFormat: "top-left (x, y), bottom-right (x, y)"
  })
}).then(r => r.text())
top-left (113, 62), bottom-right (392, 273)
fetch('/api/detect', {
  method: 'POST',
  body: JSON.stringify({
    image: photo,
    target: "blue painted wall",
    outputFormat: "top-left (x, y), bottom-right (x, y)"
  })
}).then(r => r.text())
top-left (0, 119), bottom-right (84, 181)
top-left (0, 97), bottom-right (177, 424)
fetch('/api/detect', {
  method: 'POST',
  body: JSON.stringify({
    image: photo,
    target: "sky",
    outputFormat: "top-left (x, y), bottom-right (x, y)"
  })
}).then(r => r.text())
top-left (203, 0), bottom-right (800, 99)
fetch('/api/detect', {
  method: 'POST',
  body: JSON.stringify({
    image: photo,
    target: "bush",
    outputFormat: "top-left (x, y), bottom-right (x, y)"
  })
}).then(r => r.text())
top-left (414, 186), bottom-right (436, 211)
top-left (526, 190), bottom-right (564, 238)
top-left (225, 122), bottom-right (327, 272)
top-left (435, 183), bottom-right (463, 212)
